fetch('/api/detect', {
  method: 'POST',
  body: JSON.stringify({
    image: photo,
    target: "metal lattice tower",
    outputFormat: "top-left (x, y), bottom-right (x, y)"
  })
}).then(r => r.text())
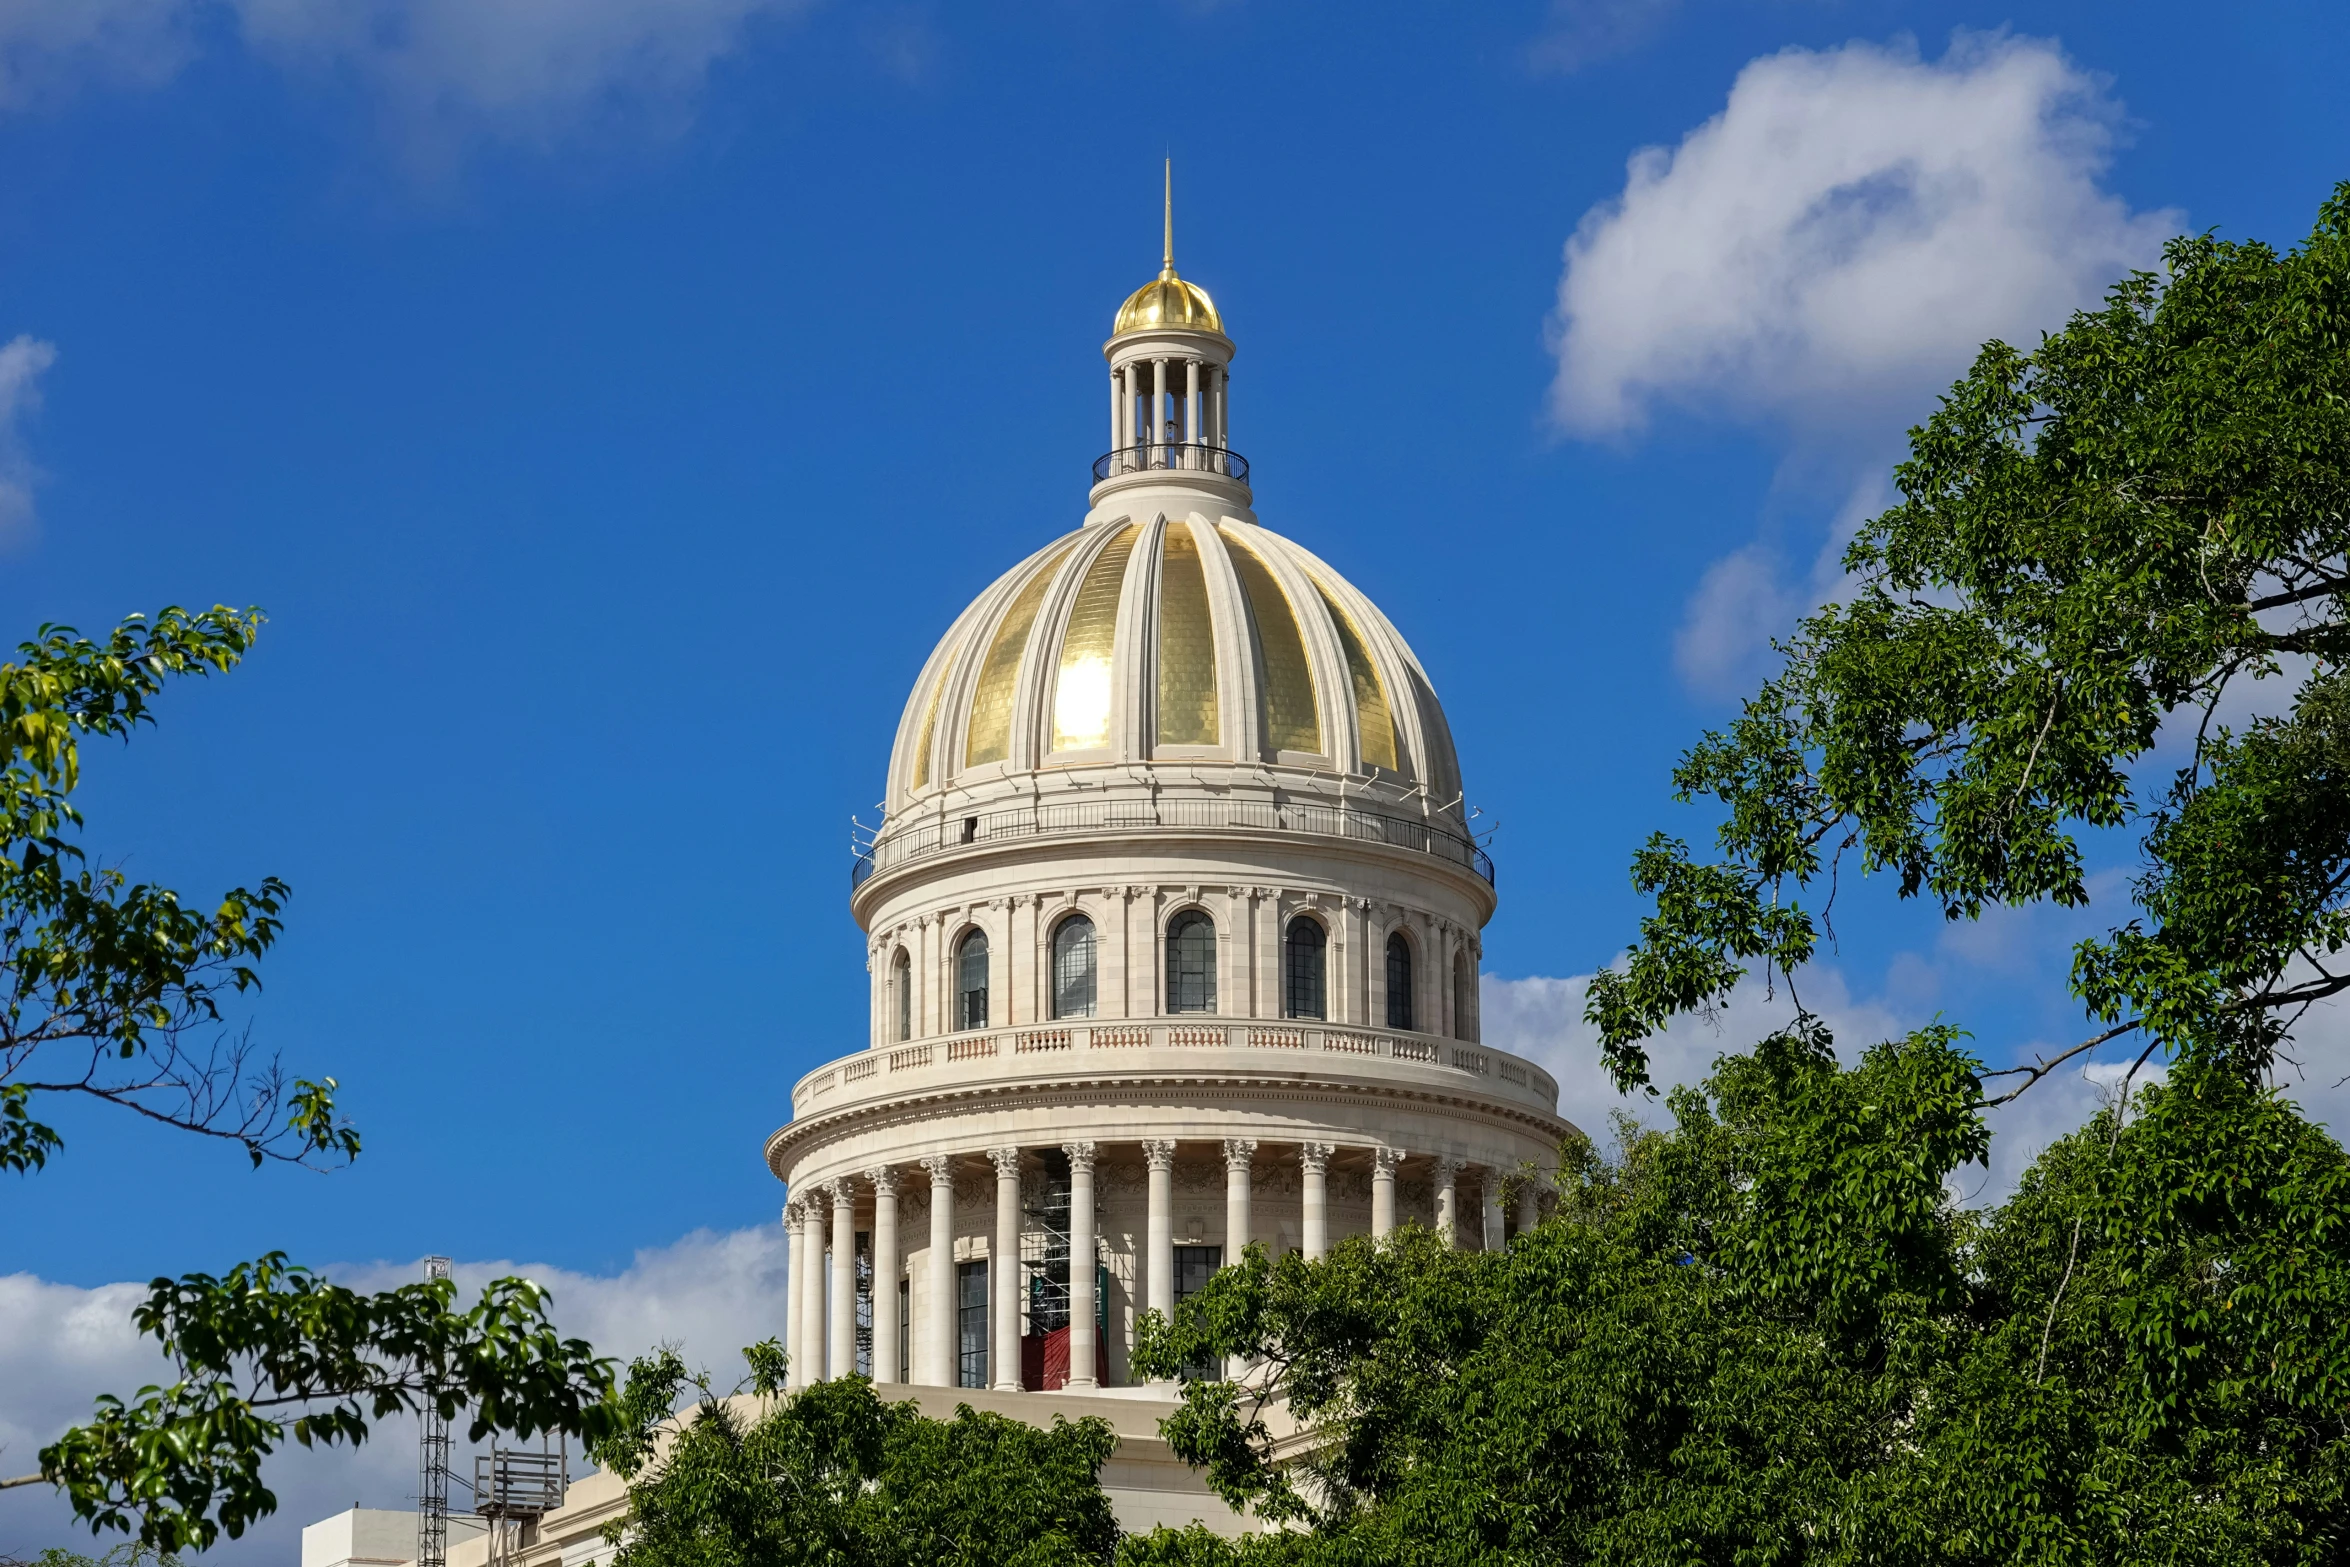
top-left (416, 1257), bottom-right (452, 1567)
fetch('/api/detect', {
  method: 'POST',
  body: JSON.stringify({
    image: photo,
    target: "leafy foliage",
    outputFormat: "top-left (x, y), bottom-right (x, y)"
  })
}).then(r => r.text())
top-left (1133, 1030), bottom-right (2350, 1564)
top-left (592, 1348), bottom-right (1123, 1567)
top-left (2, 609), bottom-right (616, 1551)
top-left (1585, 185), bottom-right (2350, 1097)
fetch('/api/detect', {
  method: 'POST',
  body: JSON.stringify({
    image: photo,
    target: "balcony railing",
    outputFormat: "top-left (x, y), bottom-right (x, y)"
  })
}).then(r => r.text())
top-left (792, 1020), bottom-right (1558, 1115)
top-left (852, 796), bottom-right (1494, 889)
top-left (1092, 443), bottom-right (1249, 485)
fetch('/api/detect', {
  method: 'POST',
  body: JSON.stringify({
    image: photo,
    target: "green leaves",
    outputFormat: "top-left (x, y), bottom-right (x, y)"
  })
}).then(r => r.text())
top-left (35, 1256), bottom-right (618, 1553)
top-left (1590, 182), bottom-right (2350, 1093)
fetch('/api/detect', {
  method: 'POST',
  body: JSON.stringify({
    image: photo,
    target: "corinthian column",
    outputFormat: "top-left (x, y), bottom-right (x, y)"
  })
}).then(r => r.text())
top-left (868, 1167), bottom-right (901, 1381)
top-left (1370, 1147), bottom-right (1402, 1239)
top-left (783, 1200), bottom-right (806, 1390)
top-left (1481, 1170), bottom-right (1505, 1254)
top-left (1142, 1139), bottom-right (1176, 1384)
top-left (922, 1155), bottom-right (955, 1387)
top-left (989, 1146), bottom-right (1023, 1391)
top-left (829, 1179), bottom-right (857, 1377)
top-left (1299, 1144), bottom-right (1334, 1261)
top-left (1433, 1158), bottom-right (1461, 1250)
top-left (1064, 1141), bottom-right (1099, 1389)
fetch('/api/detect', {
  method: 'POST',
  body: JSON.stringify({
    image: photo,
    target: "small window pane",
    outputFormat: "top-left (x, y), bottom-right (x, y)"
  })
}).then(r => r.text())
top-left (1285, 917), bottom-right (1326, 1021)
top-left (957, 1260), bottom-right (989, 1389)
top-left (1052, 915), bottom-right (1097, 1019)
top-left (1385, 932), bottom-right (1414, 1031)
top-left (1167, 912), bottom-right (1217, 1014)
top-left (957, 930), bottom-right (990, 1031)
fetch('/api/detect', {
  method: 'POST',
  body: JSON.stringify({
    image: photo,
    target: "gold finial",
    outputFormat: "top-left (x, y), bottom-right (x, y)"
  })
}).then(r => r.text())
top-left (1161, 158), bottom-right (1175, 278)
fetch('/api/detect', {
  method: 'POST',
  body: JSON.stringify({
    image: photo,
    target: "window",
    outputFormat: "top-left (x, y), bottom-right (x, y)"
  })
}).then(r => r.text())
top-left (1052, 915), bottom-right (1097, 1019)
top-left (956, 929), bottom-right (990, 1031)
top-left (957, 1260), bottom-right (989, 1388)
top-left (854, 1231), bottom-right (873, 1379)
top-left (1172, 1245), bottom-right (1223, 1382)
top-left (1166, 911), bottom-right (1217, 1014)
top-left (1285, 917), bottom-right (1327, 1020)
top-left (897, 1278), bottom-right (909, 1381)
top-left (892, 949), bottom-right (912, 1042)
top-left (1453, 948), bottom-right (1474, 1041)
top-left (1385, 932), bottom-right (1415, 1031)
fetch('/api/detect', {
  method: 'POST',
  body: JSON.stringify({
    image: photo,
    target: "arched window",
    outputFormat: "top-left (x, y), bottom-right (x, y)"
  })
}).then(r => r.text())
top-left (892, 949), bottom-right (913, 1042)
top-left (1166, 911), bottom-right (1217, 1014)
top-left (1452, 948), bottom-right (1474, 1041)
top-left (956, 929), bottom-right (990, 1031)
top-left (1385, 932), bottom-right (1414, 1031)
top-left (1285, 916), bottom-right (1327, 1021)
top-left (1052, 914), bottom-right (1097, 1019)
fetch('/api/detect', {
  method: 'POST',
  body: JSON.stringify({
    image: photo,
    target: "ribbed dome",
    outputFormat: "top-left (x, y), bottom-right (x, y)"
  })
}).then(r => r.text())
top-left (1114, 267), bottom-right (1224, 336)
top-left (886, 515), bottom-right (1463, 814)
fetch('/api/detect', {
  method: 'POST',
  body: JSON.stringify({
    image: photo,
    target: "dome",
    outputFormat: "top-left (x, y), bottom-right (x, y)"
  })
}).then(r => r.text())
top-left (884, 513), bottom-right (1463, 814)
top-left (1113, 265), bottom-right (1225, 336)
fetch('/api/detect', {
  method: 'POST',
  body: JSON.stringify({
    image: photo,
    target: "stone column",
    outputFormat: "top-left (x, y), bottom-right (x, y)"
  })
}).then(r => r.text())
top-left (1185, 358), bottom-right (1200, 448)
top-left (1299, 1144), bottom-right (1333, 1261)
top-left (1109, 367), bottom-right (1123, 456)
top-left (989, 1146), bottom-right (1023, 1391)
top-left (1222, 1139), bottom-right (1256, 1262)
top-left (1143, 1139), bottom-right (1176, 1383)
top-left (1517, 1180), bottom-right (1540, 1240)
top-left (828, 1180), bottom-right (858, 1378)
top-left (1065, 1141), bottom-right (1099, 1389)
top-left (1151, 358), bottom-right (1167, 461)
top-left (868, 1167), bottom-right (900, 1382)
top-left (1370, 1146), bottom-right (1402, 1239)
top-left (922, 1155), bottom-right (956, 1386)
top-left (800, 1200), bottom-right (828, 1382)
top-left (1433, 1158), bottom-right (1461, 1249)
top-left (783, 1200), bottom-right (806, 1390)
top-left (1481, 1170), bottom-right (1505, 1254)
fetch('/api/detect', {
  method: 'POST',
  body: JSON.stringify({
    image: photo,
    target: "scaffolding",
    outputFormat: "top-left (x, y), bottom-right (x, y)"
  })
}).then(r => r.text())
top-left (416, 1257), bottom-right (452, 1567)
top-left (474, 1442), bottom-right (568, 1567)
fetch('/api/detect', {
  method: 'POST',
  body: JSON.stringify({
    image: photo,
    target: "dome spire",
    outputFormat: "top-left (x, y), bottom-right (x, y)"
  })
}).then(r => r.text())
top-left (1162, 158), bottom-right (1176, 279)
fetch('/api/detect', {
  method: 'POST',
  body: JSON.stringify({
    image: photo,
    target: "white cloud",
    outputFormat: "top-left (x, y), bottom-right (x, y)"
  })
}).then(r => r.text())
top-left (0, 333), bottom-right (58, 548)
top-left (1527, 0), bottom-right (1683, 75)
top-left (0, 0), bottom-right (808, 148)
top-left (1550, 33), bottom-right (2181, 694)
top-left (1551, 31), bottom-right (2178, 439)
top-left (0, 1224), bottom-right (790, 1563)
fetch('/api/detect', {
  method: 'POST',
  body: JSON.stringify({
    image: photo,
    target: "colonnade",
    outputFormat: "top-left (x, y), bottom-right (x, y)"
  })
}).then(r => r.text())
top-left (1109, 356), bottom-right (1229, 462)
top-left (781, 1140), bottom-right (1536, 1393)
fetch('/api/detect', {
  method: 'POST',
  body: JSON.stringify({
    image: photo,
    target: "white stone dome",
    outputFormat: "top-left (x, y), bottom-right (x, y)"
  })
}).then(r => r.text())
top-left (884, 514), bottom-right (1465, 816)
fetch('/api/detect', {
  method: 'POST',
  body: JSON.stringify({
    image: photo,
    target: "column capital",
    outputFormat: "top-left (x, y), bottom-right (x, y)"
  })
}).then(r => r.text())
top-left (1371, 1146), bottom-right (1406, 1178)
top-left (920, 1154), bottom-right (955, 1186)
top-left (1298, 1142), bottom-right (1334, 1174)
top-left (1433, 1156), bottom-right (1463, 1184)
top-left (1221, 1137), bottom-right (1258, 1173)
top-left (1142, 1138), bottom-right (1177, 1171)
top-left (987, 1146), bottom-right (1023, 1179)
top-left (783, 1199), bottom-right (803, 1226)
top-left (1061, 1140), bottom-right (1098, 1174)
top-left (865, 1165), bottom-right (901, 1196)
top-left (828, 1177), bottom-right (858, 1205)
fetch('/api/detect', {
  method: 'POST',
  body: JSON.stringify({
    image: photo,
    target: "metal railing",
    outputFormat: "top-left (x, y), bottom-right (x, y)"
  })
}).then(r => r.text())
top-left (1092, 443), bottom-right (1250, 484)
top-left (853, 796), bottom-right (1494, 889)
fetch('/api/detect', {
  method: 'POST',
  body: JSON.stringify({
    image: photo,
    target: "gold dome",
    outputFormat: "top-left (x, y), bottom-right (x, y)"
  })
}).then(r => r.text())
top-left (1112, 161), bottom-right (1226, 337)
top-left (1114, 266), bottom-right (1224, 335)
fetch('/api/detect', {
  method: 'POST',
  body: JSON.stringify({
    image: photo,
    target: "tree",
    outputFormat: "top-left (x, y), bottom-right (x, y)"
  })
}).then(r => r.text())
top-left (592, 1345), bottom-right (1124, 1567)
top-left (1, 609), bottom-right (616, 1551)
top-left (1586, 183), bottom-right (2350, 1104)
top-left (1131, 1034), bottom-right (2350, 1563)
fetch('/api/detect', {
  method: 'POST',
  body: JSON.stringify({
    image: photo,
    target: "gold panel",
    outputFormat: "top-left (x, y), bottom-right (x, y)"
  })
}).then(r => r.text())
top-left (1051, 525), bottom-right (1137, 751)
top-left (1221, 529), bottom-right (1321, 755)
top-left (1314, 578), bottom-right (1397, 773)
top-left (964, 544), bottom-right (1074, 769)
top-left (912, 661), bottom-right (946, 788)
top-left (1157, 522), bottom-right (1220, 746)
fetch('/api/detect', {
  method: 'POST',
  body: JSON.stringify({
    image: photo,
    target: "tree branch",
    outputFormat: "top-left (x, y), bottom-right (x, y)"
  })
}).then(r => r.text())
top-left (1979, 1018), bottom-right (2146, 1109)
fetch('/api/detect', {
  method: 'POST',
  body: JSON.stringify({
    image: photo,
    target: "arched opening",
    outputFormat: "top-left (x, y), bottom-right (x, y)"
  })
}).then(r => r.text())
top-left (1285, 916), bottom-right (1327, 1021)
top-left (1052, 914), bottom-right (1097, 1019)
top-left (1385, 931), bottom-right (1414, 1032)
top-left (1452, 947), bottom-right (1474, 1041)
top-left (1166, 911), bottom-right (1217, 1014)
top-left (892, 948), bottom-right (913, 1042)
top-left (956, 929), bottom-right (990, 1031)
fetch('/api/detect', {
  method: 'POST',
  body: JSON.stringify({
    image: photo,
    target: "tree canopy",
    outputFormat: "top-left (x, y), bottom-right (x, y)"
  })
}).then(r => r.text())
top-left (2, 609), bottom-right (615, 1551)
top-left (1587, 183), bottom-right (2350, 1101)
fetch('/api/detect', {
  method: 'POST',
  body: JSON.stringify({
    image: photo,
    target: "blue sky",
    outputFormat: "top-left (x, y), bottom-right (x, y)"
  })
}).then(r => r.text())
top-left (2, 0), bottom-right (2347, 1549)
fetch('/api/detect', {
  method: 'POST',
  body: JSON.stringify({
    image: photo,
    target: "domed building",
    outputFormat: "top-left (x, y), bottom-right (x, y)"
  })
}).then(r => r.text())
top-left (767, 197), bottom-right (1574, 1441)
